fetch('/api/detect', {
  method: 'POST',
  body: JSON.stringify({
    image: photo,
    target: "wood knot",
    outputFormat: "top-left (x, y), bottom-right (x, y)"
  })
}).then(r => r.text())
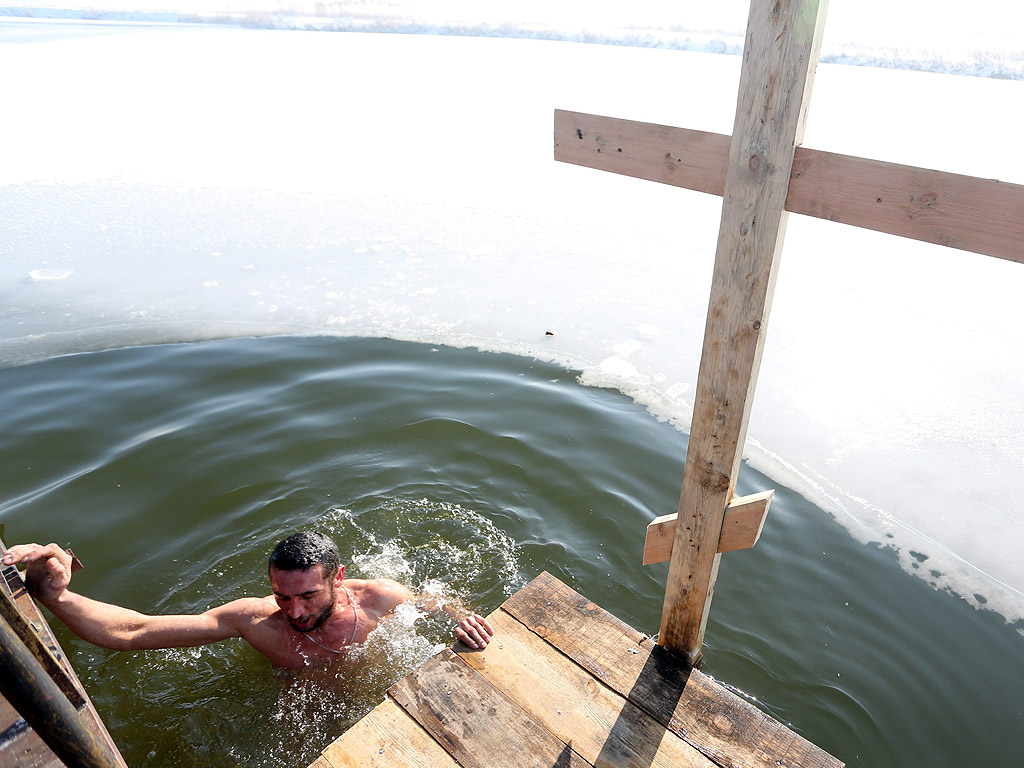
top-left (748, 154), bottom-right (761, 173)
top-left (712, 714), bottom-right (734, 734)
top-left (585, 602), bottom-right (598, 612)
top-left (535, 624), bottom-right (548, 638)
top-left (717, 474), bottom-right (730, 492)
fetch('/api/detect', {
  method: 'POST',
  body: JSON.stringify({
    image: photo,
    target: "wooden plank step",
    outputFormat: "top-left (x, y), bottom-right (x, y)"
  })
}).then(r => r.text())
top-left (457, 610), bottom-right (718, 767)
top-left (313, 572), bottom-right (842, 768)
top-left (389, 648), bottom-right (591, 768)
top-left (503, 572), bottom-right (843, 768)
top-left (320, 697), bottom-right (459, 768)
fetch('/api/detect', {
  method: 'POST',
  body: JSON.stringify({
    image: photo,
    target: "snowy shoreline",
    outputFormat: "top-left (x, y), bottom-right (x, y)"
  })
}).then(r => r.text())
top-left (3, 1), bottom-right (1023, 80)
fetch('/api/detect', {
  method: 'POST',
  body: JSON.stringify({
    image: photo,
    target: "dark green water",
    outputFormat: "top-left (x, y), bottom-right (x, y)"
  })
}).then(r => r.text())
top-left (1, 336), bottom-right (1020, 767)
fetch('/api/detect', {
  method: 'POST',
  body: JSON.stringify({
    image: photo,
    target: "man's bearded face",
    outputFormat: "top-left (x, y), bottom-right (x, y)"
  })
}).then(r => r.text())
top-left (270, 566), bottom-right (339, 633)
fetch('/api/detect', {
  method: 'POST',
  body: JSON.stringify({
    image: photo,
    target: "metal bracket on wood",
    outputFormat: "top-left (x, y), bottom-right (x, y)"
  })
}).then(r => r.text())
top-left (0, 572), bottom-right (87, 710)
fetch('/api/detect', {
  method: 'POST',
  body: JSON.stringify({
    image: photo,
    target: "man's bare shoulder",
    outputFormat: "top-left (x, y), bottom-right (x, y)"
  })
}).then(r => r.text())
top-left (349, 578), bottom-right (415, 613)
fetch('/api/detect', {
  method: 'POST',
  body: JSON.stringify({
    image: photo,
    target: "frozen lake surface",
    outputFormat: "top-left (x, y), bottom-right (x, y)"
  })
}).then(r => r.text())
top-left (3, 18), bottom-right (1022, 624)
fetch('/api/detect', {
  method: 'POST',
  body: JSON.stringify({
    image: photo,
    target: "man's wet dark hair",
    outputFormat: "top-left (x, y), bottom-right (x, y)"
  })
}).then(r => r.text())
top-left (268, 531), bottom-right (341, 579)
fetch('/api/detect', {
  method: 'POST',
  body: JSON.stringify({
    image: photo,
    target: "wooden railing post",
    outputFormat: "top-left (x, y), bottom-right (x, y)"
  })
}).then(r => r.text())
top-left (658, 0), bottom-right (829, 666)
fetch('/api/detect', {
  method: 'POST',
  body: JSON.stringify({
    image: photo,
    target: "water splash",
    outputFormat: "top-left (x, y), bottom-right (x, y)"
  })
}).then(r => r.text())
top-left (325, 497), bottom-right (526, 601)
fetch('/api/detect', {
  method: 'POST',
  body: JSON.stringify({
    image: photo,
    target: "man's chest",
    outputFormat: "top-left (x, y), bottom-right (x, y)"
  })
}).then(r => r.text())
top-left (246, 613), bottom-right (378, 668)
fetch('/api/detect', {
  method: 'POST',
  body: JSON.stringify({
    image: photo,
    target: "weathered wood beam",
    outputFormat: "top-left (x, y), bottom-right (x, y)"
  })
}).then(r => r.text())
top-left (389, 649), bottom-right (591, 767)
top-left (658, 0), bottom-right (828, 665)
top-left (555, 110), bottom-right (729, 196)
top-left (458, 612), bottom-right (719, 767)
top-left (555, 110), bottom-right (1024, 264)
top-left (320, 698), bottom-right (460, 767)
top-left (499, 572), bottom-right (844, 768)
top-left (643, 490), bottom-right (773, 565)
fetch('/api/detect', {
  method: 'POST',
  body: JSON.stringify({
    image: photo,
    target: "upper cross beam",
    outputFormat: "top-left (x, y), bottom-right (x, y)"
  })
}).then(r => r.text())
top-left (555, 111), bottom-right (1024, 265)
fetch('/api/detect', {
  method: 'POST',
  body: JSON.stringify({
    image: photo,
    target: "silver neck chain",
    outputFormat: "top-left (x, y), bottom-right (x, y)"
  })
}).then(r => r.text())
top-left (302, 585), bottom-right (358, 654)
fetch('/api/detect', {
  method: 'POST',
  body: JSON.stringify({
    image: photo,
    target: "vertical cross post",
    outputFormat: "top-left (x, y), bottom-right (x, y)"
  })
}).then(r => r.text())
top-left (658, 0), bottom-right (829, 665)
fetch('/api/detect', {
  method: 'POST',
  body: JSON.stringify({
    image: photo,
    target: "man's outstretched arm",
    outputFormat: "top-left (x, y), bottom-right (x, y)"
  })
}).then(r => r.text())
top-left (2, 542), bottom-right (248, 651)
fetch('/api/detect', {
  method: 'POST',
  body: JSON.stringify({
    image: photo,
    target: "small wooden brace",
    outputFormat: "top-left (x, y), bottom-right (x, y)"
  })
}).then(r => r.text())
top-left (642, 490), bottom-right (773, 565)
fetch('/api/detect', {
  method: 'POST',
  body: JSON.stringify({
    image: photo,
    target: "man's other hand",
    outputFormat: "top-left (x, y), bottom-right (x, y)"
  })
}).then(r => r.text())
top-left (455, 613), bottom-right (494, 649)
top-left (2, 543), bottom-right (75, 603)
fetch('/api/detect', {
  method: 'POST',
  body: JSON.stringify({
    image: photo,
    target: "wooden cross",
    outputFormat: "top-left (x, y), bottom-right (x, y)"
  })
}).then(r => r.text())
top-left (553, 0), bottom-right (1024, 666)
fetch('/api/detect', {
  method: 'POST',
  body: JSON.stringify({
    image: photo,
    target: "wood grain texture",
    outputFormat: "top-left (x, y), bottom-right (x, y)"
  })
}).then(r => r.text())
top-left (659, 0), bottom-right (828, 663)
top-left (503, 573), bottom-right (844, 768)
top-left (314, 573), bottom-right (841, 768)
top-left (556, 111), bottom-right (1024, 264)
top-left (390, 648), bottom-right (591, 768)
top-left (456, 610), bottom-right (717, 768)
top-left (555, 109), bottom-right (729, 196)
top-left (644, 490), bottom-right (774, 564)
top-left (787, 148), bottom-right (1024, 263)
top-left (320, 698), bottom-right (459, 768)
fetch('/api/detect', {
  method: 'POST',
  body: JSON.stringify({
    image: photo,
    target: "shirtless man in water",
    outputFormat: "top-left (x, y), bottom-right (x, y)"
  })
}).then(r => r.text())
top-left (2, 531), bottom-right (493, 668)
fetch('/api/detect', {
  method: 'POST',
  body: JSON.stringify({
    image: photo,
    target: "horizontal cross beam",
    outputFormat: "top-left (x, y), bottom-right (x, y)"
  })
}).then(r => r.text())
top-left (555, 110), bottom-right (1024, 264)
top-left (643, 490), bottom-right (773, 565)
